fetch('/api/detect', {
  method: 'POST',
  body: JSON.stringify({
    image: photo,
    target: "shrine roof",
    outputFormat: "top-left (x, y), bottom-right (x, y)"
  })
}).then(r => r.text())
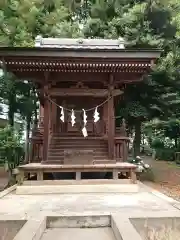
top-left (0, 46), bottom-right (161, 59)
top-left (0, 37), bottom-right (161, 77)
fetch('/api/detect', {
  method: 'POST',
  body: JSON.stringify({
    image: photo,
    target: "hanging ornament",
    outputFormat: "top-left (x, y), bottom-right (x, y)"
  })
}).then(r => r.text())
top-left (71, 109), bottom-right (76, 126)
top-left (82, 126), bottom-right (88, 137)
top-left (59, 106), bottom-right (64, 122)
top-left (93, 107), bottom-right (100, 123)
top-left (82, 109), bottom-right (88, 137)
top-left (82, 109), bottom-right (87, 125)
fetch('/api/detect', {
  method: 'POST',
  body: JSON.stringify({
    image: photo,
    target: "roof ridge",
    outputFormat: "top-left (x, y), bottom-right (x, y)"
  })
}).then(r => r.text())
top-left (35, 36), bottom-right (125, 49)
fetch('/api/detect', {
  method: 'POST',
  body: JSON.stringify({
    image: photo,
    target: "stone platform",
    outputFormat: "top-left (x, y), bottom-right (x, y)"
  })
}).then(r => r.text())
top-left (1, 182), bottom-right (180, 240)
top-left (16, 179), bottom-right (139, 195)
top-left (18, 162), bottom-right (137, 183)
top-left (0, 182), bottom-right (179, 218)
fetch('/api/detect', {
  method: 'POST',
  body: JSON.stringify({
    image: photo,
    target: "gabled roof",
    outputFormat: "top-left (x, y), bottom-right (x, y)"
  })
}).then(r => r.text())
top-left (35, 36), bottom-right (126, 50)
top-left (0, 37), bottom-right (161, 79)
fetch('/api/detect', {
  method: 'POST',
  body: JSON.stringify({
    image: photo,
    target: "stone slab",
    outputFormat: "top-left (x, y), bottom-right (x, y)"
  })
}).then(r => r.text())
top-left (16, 184), bottom-right (139, 195)
top-left (0, 184), bottom-right (17, 199)
top-left (18, 162), bottom-right (137, 170)
top-left (111, 215), bottom-right (141, 240)
top-left (0, 182), bottom-right (179, 221)
top-left (13, 217), bottom-right (46, 240)
top-left (23, 179), bottom-right (131, 186)
top-left (0, 220), bottom-right (26, 240)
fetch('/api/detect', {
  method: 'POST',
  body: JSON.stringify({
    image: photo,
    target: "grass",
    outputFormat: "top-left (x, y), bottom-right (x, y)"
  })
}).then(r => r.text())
top-left (167, 161), bottom-right (180, 169)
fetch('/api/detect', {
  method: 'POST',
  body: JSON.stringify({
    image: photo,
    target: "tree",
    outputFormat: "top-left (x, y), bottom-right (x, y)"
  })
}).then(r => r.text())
top-left (0, 126), bottom-right (24, 186)
top-left (16, 81), bottom-right (38, 163)
top-left (0, 71), bottom-right (18, 127)
top-left (0, 0), bottom-right (82, 47)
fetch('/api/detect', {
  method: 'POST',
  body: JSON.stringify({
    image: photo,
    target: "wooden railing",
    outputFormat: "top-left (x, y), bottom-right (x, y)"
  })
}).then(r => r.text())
top-left (114, 137), bottom-right (129, 162)
top-left (30, 140), bottom-right (43, 162)
top-left (30, 126), bottom-right (43, 163)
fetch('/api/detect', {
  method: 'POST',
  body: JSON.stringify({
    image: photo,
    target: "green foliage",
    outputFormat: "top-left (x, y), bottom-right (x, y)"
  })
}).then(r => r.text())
top-left (0, 0), bottom-right (81, 47)
top-left (164, 119), bottom-right (180, 141)
top-left (151, 138), bottom-right (165, 149)
top-left (155, 148), bottom-right (175, 161)
top-left (0, 125), bottom-right (24, 171)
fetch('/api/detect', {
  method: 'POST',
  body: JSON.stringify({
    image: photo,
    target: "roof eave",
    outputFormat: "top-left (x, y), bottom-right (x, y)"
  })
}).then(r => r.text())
top-left (0, 47), bottom-right (161, 60)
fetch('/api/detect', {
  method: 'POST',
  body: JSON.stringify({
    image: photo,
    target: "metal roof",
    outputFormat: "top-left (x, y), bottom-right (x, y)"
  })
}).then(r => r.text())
top-left (35, 36), bottom-right (125, 50)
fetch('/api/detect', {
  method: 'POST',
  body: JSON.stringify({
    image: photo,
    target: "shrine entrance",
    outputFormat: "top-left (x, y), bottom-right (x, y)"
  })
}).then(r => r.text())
top-left (50, 96), bottom-right (107, 137)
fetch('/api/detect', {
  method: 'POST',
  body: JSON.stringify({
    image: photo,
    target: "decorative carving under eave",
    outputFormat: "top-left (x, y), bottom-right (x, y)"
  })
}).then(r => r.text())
top-left (70, 82), bottom-right (88, 89)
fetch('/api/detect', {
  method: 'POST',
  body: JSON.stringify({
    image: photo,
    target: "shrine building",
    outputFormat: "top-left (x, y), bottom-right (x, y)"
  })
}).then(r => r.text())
top-left (0, 37), bottom-right (160, 183)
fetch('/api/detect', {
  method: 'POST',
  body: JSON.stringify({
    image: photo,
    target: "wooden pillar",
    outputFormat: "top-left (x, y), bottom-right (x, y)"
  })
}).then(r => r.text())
top-left (108, 74), bottom-right (115, 160)
top-left (51, 98), bottom-right (57, 133)
top-left (40, 105), bottom-right (44, 117)
top-left (103, 102), bottom-right (108, 136)
top-left (42, 98), bottom-right (50, 162)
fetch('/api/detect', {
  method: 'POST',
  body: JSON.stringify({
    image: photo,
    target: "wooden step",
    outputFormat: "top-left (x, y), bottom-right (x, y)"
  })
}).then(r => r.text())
top-left (52, 136), bottom-right (106, 140)
top-left (50, 141), bottom-right (107, 144)
top-left (49, 145), bottom-right (107, 148)
top-left (48, 150), bottom-right (108, 155)
top-left (47, 136), bottom-right (109, 164)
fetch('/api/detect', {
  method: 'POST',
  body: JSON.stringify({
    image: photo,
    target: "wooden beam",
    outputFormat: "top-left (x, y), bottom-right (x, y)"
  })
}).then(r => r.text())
top-left (42, 96), bottom-right (50, 162)
top-left (49, 88), bottom-right (123, 97)
top-left (113, 89), bottom-right (124, 97)
top-left (51, 98), bottom-right (57, 133)
top-left (108, 74), bottom-right (115, 160)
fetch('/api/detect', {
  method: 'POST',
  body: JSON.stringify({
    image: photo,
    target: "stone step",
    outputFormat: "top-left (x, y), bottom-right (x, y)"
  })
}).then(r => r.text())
top-left (23, 179), bottom-right (131, 185)
top-left (16, 183), bottom-right (139, 194)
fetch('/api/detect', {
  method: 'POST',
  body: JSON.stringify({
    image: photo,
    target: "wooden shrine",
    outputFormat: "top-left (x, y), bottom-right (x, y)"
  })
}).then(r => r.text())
top-left (0, 37), bottom-right (160, 182)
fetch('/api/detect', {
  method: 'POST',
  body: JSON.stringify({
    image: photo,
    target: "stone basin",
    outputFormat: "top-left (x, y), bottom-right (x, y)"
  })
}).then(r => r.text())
top-left (41, 215), bottom-right (120, 240)
top-left (13, 215), bottom-right (123, 240)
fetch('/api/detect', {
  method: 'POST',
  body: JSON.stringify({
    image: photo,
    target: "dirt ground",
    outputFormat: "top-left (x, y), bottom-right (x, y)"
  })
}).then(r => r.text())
top-left (143, 157), bottom-right (180, 201)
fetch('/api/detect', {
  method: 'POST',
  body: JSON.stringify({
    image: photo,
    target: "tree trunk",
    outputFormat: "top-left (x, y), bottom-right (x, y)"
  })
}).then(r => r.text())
top-left (8, 94), bottom-right (15, 127)
top-left (133, 120), bottom-right (141, 157)
top-left (175, 138), bottom-right (178, 149)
